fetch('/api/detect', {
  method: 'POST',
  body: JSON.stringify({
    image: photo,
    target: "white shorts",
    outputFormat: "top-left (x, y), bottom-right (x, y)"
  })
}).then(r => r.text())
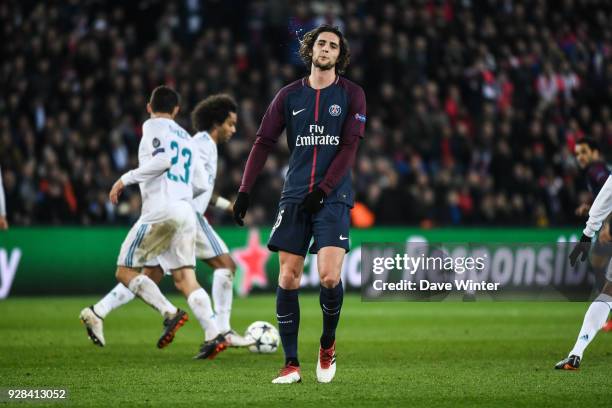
top-left (117, 201), bottom-right (196, 271)
top-left (144, 212), bottom-right (229, 275)
top-left (194, 212), bottom-right (230, 259)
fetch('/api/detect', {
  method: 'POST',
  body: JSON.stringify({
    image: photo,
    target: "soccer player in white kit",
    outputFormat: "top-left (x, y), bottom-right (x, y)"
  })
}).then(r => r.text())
top-left (81, 86), bottom-right (228, 359)
top-left (144, 94), bottom-right (252, 348)
top-left (80, 94), bottom-right (250, 355)
top-left (557, 174), bottom-right (612, 369)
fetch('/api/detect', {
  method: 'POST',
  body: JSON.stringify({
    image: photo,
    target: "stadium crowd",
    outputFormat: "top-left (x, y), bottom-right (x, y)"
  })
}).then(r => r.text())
top-left (2, 0), bottom-right (612, 227)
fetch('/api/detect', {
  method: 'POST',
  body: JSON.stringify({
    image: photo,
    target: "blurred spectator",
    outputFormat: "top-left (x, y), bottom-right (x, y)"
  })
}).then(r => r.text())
top-left (2, 0), bottom-right (612, 228)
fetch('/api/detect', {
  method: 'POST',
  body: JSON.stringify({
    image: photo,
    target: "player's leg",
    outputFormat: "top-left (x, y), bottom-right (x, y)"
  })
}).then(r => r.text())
top-left (318, 248), bottom-right (345, 347)
top-left (171, 266), bottom-right (228, 359)
top-left (208, 254), bottom-right (235, 334)
top-left (195, 212), bottom-right (249, 345)
top-left (206, 253), bottom-right (252, 346)
top-left (79, 283), bottom-right (146, 348)
top-left (272, 251), bottom-right (305, 383)
top-left (314, 247), bottom-right (344, 383)
top-left (310, 202), bottom-right (350, 383)
top-left (268, 203), bottom-right (311, 384)
top-left (172, 266), bottom-right (219, 340)
top-left (159, 203), bottom-right (227, 359)
top-left (120, 265), bottom-right (189, 349)
top-left (114, 218), bottom-right (190, 348)
top-left (115, 218), bottom-right (179, 319)
top-left (80, 283), bottom-right (135, 347)
top-left (556, 287), bottom-right (612, 370)
top-left (592, 219), bottom-right (612, 331)
top-left (141, 265), bottom-right (164, 284)
top-left (556, 278), bottom-right (612, 370)
top-left (79, 265), bottom-right (165, 347)
top-left (116, 266), bottom-right (179, 320)
top-left (91, 265), bottom-right (164, 322)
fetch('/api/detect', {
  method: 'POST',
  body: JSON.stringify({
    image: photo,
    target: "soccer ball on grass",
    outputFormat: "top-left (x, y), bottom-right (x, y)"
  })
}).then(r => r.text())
top-left (244, 321), bottom-right (279, 353)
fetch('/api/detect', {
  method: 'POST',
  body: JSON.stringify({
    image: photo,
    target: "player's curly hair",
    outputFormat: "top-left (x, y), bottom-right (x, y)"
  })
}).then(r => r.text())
top-left (191, 94), bottom-right (238, 132)
top-left (299, 25), bottom-right (351, 74)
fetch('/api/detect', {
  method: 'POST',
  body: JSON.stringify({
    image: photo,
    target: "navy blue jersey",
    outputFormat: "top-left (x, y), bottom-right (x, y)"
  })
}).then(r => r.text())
top-left (240, 76), bottom-right (366, 206)
top-left (586, 161), bottom-right (610, 195)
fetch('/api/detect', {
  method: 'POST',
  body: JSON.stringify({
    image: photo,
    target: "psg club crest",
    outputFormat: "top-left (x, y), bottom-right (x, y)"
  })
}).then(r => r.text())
top-left (329, 104), bottom-right (341, 117)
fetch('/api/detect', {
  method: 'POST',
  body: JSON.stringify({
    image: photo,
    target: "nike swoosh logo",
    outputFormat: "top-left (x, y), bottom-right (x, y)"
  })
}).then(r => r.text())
top-left (339, 235), bottom-right (348, 241)
top-left (276, 313), bottom-right (293, 318)
top-left (292, 108), bottom-right (306, 116)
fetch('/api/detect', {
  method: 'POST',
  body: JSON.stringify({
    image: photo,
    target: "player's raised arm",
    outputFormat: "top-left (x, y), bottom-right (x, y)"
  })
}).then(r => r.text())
top-left (233, 90), bottom-right (286, 225)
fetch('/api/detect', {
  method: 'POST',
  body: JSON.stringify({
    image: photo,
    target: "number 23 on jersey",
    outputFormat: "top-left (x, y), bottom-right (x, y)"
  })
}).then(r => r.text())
top-left (167, 140), bottom-right (192, 184)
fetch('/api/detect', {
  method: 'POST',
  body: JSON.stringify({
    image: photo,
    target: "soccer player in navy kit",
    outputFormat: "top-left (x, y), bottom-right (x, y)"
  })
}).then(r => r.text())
top-left (574, 138), bottom-right (610, 217)
top-left (233, 25), bottom-right (366, 384)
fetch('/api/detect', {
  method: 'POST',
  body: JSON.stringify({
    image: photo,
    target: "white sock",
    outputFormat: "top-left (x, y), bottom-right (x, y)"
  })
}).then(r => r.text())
top-left (212, 268), bottom-right (233, 333)
top-left (188, 288), bottom-right (219, 341)
top-left (127, 275), bottom-right (177, 319)
top-left (93, 284), bottom-right (135, 319)
top-left (569, 294), bottom-right (612, 358)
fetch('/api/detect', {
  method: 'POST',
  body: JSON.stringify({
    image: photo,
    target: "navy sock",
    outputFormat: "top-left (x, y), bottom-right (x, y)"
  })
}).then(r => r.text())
top-left (320, 281), bottom-right (344, 349)
top-left (276, 286), bottom-right (300, 366)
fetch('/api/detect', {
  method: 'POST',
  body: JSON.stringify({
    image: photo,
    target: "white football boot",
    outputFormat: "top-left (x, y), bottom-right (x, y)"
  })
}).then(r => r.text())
top-left (272, 364), bottom-right (301, 384)
top-left (79, 306), bottom-right (106, 347)
top-left (223, 329), bottom-right (256, 347)
top-left (316, 342), bottom-right (336, 383)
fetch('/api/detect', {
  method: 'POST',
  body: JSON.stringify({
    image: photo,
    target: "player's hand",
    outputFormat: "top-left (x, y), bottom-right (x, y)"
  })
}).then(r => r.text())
top-left (109, 179), bottom-right (125, 205)
top-left (575, 204), bottom-right (591, 217)
top-left (300, 187), bottom-right (326, 214)
top-left (233, 192), bottom-right (250, 226)
top-left (569, 234), bottom-right (592, 267)
top-left (0, 216), bottom-right (8, 230)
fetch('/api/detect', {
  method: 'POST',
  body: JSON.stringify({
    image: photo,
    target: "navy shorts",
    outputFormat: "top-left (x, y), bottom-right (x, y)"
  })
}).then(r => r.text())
top-left (268, 202), bottom-right (351, 257)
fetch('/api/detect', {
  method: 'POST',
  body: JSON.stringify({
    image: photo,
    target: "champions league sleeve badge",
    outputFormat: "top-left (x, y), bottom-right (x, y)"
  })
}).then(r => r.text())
top-left (355, 113), bottom-right (367, 123)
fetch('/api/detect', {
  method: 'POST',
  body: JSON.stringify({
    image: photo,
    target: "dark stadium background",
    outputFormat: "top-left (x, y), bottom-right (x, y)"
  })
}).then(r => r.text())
top-left (3, 0), bottom-right (611, 228)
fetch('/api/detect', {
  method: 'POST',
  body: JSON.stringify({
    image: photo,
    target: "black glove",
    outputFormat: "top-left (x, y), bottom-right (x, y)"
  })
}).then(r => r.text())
top-left (233, 192), bottom-right (250, 226)
top-left (299, 188), bottom-right (326, 214)
top-left (569, 234), bottom-right (592, 267)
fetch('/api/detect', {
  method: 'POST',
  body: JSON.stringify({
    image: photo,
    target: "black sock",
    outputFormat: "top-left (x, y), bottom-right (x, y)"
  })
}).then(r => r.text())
top-left (319, 281), bottom-right (344, 349)
top-left (276, 286), bottom-right (300, 366)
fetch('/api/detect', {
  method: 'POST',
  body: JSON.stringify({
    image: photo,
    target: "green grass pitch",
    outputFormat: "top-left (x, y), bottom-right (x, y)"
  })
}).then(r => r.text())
top-left (1, 295), bottom-right (612, 407)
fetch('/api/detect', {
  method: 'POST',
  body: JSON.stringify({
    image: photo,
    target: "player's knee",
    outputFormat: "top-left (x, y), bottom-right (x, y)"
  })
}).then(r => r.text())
top-left (115, 267), bottom-right (130, 285)
top-left (173, 278), bottom-right (193, 295)
top-left (173, 279), bottom-right (185, 294)
top-left (219, 254), bottom-right (237, 275)
top-left (172, 268), bottom-right (199, 295)
top-left (226, 257), bottom-right (237, 274)
top-left (142, 267), bottom-right (163, 285)
top-left (319, 273), bottom-right (340, 289)
top-left (279, 267), bottom-right (301, 289)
